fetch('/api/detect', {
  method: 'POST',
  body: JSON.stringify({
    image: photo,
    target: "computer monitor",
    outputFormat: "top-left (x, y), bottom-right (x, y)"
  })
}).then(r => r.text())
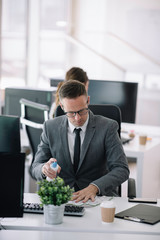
top-left (88, 80), bottom-right (138, 123)
top-left (0, 152), bottom-right (25, 217)
top-left (0, 115), bottom-right (21, 152)
top-left (4, 87), bottom-right (55, 117)
top-left (50, 78), bottom-right (63, 87)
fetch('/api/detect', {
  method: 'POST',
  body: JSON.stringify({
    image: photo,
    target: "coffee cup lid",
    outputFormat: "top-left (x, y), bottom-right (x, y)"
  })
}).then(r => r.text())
top-left (100, 200), bottom-right (115, 208)
top-left (139, 133), bottom-right (147, 137)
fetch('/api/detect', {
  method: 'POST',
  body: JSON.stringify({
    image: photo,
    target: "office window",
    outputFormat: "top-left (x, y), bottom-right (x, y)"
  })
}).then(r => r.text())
top-left (39, 0), bottom-right (70, 86)
top-left (0, 0), bottom-right (70, 88)
top-left (0, 0), bottom-right (159, 91)
top-left (40, 0), bottom-right (68, 31)
top-left (0, 0), bottom-right (27, 88)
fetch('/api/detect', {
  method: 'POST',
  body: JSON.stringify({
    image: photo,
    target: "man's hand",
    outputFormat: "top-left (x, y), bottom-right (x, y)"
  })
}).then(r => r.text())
top-left (72, 184), bottom-right (98, 203)
top-left (42, 158), bottom-right (61, 179)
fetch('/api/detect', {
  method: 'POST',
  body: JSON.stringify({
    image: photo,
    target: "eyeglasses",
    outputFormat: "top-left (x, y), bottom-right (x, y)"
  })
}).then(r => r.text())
top-left (64, 108), bottom-right (89, 118)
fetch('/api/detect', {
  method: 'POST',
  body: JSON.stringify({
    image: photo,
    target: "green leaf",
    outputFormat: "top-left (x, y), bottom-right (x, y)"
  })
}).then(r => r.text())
top-left (37, 177), bottom-right (73, 206)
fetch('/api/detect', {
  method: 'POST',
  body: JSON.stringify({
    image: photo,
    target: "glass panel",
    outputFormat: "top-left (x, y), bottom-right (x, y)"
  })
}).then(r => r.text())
top-left (0, 0), bottom-right (27, 88)
top-left (40, 0), bottom-right (68, 31)
top-left (39, 0), bottom-right (70, 86)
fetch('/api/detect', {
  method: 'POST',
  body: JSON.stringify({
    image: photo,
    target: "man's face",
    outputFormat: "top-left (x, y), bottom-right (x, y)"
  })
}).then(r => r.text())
top-left (60, 95), bottom-right (90, 127)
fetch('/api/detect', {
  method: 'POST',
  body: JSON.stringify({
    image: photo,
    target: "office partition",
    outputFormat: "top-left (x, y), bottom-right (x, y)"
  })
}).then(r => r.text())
top-left (4, 87), bottom-right (55, 117)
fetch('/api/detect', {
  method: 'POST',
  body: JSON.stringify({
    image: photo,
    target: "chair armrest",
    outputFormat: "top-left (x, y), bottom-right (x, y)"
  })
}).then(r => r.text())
top-left (128, 178), bottom-right (136, 198)
top-left (20, 98), bottom-right (49, 111)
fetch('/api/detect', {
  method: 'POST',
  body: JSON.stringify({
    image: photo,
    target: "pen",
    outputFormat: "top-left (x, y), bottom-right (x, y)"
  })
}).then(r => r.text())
top-left (124, 216), bottom-right (144, 223)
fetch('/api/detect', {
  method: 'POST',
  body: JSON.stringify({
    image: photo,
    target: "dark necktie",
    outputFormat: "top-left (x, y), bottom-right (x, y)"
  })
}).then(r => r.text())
top-left (73, 128), bottom-right (82, 173)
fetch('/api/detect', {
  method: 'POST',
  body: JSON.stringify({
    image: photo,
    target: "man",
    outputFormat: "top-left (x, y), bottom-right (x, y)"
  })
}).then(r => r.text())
top-left (31, 80), bottom-right (129, 203)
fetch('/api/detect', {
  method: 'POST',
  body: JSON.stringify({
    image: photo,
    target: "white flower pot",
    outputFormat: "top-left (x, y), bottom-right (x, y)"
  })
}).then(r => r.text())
top-left (44, 204), bottom-right (65, 225)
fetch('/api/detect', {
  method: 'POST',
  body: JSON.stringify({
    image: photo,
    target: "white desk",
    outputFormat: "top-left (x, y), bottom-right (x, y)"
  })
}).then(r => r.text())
top-left (1, 193), bottom-right (160, 236)
top-left (0, 230), bottom-right (160, 240)
top-left (122, 123), bottom-right (160, 198)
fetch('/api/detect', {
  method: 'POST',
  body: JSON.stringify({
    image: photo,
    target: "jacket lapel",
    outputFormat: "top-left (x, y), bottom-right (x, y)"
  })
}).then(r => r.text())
top-left (60, 117), bottom-right (74, 173)
top-left (78, 112), bottom-right (96, 171)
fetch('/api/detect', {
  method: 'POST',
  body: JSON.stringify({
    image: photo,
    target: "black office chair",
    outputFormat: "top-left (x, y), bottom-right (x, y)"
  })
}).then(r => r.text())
top-left (54, 105), bottom-right (65, 117)
top-left (20, 98), bottom-right (49, 172)
top-left (55, 104), bottom-right (136, 198)
top-left (89, 104), bottom-right (121, 137)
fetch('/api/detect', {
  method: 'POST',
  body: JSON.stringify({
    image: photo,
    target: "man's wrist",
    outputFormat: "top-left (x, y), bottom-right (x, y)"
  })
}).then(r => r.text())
top-left (90, 183), bottom-right (100, 195)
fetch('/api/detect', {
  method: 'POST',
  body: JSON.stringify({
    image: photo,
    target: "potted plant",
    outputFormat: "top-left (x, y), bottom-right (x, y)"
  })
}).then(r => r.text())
top-left (37, 176), bottom-right (73, 224)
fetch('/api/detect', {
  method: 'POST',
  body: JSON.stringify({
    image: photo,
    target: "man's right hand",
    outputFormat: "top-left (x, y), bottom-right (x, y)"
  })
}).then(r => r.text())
top-left (42, 158), bottom-right (61, 179)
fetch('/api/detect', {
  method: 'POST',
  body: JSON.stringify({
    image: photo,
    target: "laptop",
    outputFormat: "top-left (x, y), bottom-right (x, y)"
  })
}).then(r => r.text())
top-left (0, 152), bottom-right (25, 217)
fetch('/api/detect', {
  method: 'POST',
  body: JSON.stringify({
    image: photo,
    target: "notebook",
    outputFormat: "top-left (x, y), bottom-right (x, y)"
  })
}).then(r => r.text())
top-left (115, 203), bottom-right (160, 225)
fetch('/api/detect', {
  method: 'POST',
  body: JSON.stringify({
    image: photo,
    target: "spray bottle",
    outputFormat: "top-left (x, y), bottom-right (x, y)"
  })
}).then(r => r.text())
top-left (46, 161), bottom-right (58, 182)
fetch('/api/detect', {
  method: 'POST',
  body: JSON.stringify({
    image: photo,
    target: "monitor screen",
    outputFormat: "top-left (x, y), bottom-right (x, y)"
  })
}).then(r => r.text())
top-left (0, 152), bottom-right (25, 217)
top-left (88, 80), bottom-right (138, 123)
top-left (4, 87), bottom-right (55, 117)
top-left (50, 78), bottom-right (63, 87)
top-left (0, 115), bottom-right (21, 152)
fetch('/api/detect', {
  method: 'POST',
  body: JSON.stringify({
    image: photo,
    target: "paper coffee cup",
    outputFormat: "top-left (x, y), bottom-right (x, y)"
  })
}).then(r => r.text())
top-left (139, 134), bottom-right (147, 145)
top-left (100, 201), bottom-right (116, 223)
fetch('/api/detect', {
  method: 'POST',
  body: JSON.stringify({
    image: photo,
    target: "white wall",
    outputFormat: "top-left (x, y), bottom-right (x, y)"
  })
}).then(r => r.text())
top-left (136, 89), bottom-right (160, 126)
top-left (71, 0), bottom-right (160, 63)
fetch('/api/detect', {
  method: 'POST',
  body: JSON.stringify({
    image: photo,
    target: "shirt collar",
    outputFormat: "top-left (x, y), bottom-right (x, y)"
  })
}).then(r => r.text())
top-left (68, 115), bottom-right (89, 134)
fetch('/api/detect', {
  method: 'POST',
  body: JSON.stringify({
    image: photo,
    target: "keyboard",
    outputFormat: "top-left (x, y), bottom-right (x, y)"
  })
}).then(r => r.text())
top-left (23, 203), bottom-right (85, 217)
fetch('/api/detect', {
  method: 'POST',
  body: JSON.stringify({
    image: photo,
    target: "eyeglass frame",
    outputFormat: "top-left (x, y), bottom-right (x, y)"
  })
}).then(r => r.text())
top-left (64, 107), bottom-right (89, 118)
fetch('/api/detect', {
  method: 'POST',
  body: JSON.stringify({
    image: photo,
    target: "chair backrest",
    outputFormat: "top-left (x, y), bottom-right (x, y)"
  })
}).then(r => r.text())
top-left (88, 104), bottom-right (121, 137)
top-left (20, 98), bottom-right (49, 164)
top-left (54, 105), bottom-right (64, 117)
top-left (0, 115), bottom-right (21, 153)
top-left (88, 104), bottom-right (122, 195)
top-left (55, 104), bottom-right (122, 137)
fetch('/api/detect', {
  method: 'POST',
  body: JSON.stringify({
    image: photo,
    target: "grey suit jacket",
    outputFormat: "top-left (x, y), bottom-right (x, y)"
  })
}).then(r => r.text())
top-left (31, 111), bottom-right (129, 196)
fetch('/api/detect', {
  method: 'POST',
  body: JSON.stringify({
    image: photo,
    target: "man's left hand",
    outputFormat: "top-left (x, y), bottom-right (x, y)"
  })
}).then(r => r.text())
top-left (72, 184), bottom-right (98, 203)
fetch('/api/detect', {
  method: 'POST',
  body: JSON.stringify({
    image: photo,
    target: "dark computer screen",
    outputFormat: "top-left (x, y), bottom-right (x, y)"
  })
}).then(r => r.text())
top-left (50, 78), bottom-right (63, 87)
top-left (0, 152), bottom-right (25, 217)
top-left (0, 116), bottom-right (24, 217)
top-left (0, 115), bottom-right (21, 152)
top-left (88, 80), bottom-right (138, 123)
top-left (4, 87), bottom-right (55, 117)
